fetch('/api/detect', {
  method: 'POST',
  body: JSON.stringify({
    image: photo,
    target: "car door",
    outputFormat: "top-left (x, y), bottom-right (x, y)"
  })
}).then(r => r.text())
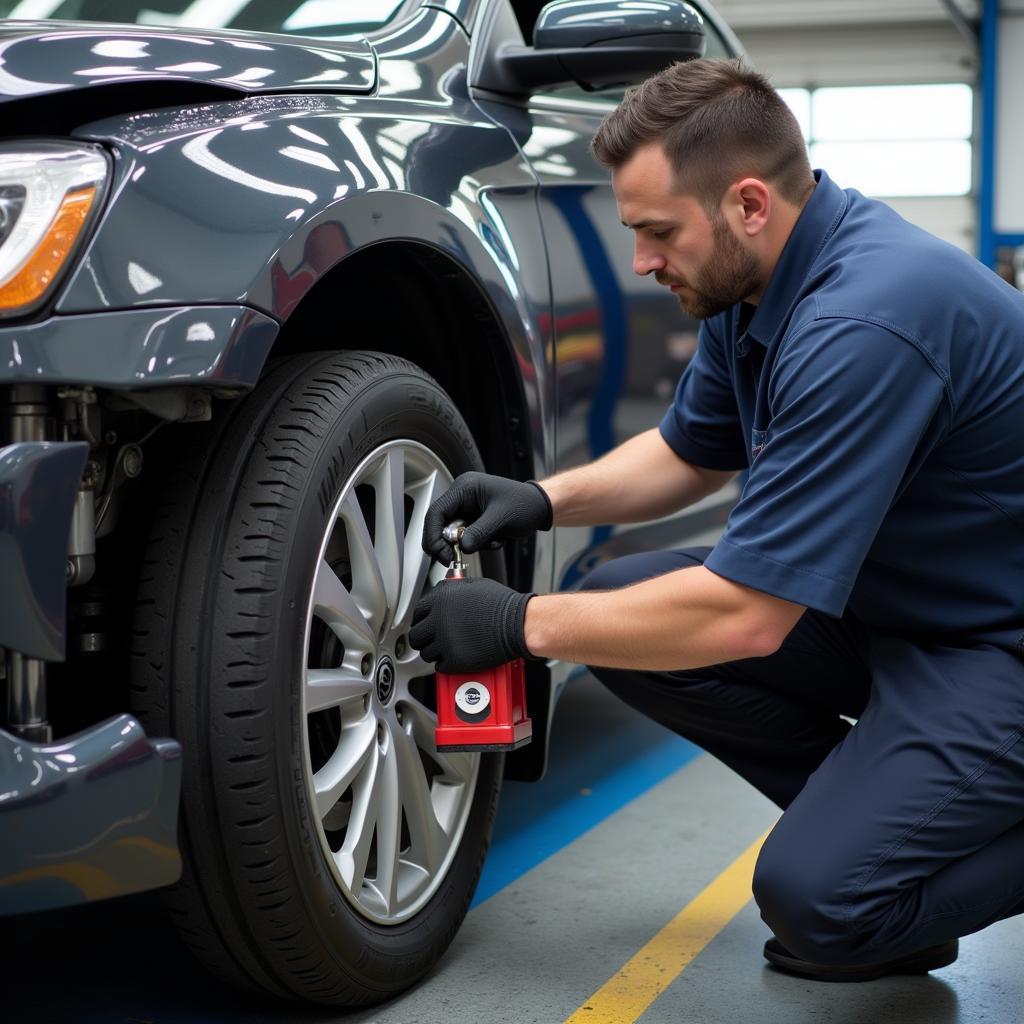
top-left (472, 0), bottom-right (742, 592)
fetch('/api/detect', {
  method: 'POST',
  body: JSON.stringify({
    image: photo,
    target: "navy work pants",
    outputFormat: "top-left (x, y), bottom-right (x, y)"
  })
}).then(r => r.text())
top-left (579, 547), bottom-right (1024, 965)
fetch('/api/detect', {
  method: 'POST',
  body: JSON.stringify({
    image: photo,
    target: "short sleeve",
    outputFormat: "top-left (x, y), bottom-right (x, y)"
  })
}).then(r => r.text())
top-left (658, 318), bottom-right (748, 470)
top-left (705, 318), bottom-right (948, 615)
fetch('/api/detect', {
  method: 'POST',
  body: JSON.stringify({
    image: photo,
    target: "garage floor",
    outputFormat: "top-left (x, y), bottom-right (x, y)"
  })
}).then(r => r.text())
top-left (6, 674), bottom-right (1023, 1024)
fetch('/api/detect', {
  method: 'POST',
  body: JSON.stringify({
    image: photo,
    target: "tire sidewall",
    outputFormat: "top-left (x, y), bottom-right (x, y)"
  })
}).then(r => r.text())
top-left (223, 357), bottom-right (503, 980)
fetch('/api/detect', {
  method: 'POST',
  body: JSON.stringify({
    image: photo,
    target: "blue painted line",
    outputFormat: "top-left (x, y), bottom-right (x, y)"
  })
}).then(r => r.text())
top-left (472, 735), bottom-right (703, 906)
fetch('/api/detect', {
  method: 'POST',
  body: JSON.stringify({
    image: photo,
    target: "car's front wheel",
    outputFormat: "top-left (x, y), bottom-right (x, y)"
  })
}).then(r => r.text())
top-left (131, 351), bottom-right (504, 1006)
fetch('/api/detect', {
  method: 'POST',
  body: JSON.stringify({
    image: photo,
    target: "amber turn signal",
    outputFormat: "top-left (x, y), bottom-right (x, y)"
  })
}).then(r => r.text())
top-left (0, 185), bottom-right (97, 312)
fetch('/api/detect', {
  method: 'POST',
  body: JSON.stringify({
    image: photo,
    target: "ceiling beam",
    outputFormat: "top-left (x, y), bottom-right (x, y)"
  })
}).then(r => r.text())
top-left (938, 0), bottom-right (979, 50)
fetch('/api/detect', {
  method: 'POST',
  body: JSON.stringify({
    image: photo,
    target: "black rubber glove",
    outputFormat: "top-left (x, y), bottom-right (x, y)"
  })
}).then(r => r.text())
top-left (422, 472), bottom-right (553, 565)
top-left (409, 577), bottom-right (534, 674)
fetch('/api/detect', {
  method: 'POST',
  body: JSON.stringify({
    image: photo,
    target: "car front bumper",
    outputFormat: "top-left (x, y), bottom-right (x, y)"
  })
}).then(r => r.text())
top-left (0, 714), bottom-right (182, 914)
top-left (1, 432), bottom-right (184, 914)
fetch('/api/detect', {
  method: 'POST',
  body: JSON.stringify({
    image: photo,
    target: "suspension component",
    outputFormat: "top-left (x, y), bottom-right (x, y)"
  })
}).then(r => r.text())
top-left (3, 386), bottom-right (60, 738)
top-left (6, 383), bottom-right (49, 443)
top-left (7, 651), bottom-right (51, 742)
top-left (66, 482), bottom-right (96, 586)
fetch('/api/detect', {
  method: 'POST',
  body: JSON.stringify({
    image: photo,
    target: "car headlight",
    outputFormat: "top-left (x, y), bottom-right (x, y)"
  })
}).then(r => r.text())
top-left (0, 143), bottom-right (108, 318)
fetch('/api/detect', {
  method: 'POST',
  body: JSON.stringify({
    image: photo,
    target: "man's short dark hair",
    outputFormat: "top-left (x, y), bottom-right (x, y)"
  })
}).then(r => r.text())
top-left (592, 58), bottom-right (814, 211)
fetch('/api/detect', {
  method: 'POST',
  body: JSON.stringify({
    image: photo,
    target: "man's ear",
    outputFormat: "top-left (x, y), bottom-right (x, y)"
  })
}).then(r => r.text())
top-left (724, 178), bottom-right (771, 237)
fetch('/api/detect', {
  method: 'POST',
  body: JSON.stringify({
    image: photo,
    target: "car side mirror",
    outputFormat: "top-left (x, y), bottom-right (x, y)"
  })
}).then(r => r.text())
top-left (475, 0), bottom-right (707, 95)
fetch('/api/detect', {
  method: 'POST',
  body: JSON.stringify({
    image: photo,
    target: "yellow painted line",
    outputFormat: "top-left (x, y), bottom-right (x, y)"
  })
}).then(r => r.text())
top-left (565, 830), bottom-right (770, 1024)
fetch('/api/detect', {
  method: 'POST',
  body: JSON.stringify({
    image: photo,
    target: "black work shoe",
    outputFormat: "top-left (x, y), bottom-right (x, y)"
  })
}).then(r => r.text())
top-left (763, 937), bottom-right (958, 982)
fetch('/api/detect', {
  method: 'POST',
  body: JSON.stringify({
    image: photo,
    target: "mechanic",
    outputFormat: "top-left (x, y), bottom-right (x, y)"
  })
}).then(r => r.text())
top-left (409, 58), bottom-right (1024, 983)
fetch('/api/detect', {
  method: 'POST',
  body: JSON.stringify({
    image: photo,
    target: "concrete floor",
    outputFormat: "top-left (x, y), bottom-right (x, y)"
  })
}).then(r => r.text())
top-left (5, 674), bottom-right (1024, 1024)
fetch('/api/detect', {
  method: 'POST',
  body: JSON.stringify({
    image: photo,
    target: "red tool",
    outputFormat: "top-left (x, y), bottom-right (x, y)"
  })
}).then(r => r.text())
top-left (433, 520), bottom-right (533, 752)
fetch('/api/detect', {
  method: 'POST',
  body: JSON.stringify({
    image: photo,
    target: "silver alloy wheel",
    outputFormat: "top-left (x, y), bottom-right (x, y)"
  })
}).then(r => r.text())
top-left (301, 439), bottom-right (481, 925)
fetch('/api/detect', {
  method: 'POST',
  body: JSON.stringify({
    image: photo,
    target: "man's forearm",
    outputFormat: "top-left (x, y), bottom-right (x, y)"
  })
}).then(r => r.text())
top-left (522, 564), bottom-right (805, 670)
top-left (538, 428), bottom-right (735, 527)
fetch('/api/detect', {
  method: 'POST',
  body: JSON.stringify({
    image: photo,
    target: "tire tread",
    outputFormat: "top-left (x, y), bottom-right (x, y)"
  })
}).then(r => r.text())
top-left (131, 351), bottom-right (501, 1007)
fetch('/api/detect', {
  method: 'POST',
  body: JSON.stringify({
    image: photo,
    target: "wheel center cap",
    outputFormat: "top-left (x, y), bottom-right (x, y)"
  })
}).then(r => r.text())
top-left (375, 656), bottom-right (396, 705)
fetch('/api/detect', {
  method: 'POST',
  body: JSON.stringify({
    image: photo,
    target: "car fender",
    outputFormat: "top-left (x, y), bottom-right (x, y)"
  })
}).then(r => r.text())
top-left (55, 7), bottom-right (551, 439)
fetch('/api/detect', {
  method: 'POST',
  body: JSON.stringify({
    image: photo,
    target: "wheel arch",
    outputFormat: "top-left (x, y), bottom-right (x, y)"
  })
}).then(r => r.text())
top-left (267, 238), bottom-right (538, 594)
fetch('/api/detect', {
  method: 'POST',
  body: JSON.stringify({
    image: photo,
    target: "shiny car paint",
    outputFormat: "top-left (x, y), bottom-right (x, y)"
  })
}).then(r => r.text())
top-left (0, 0), bottom-right (741, 913)
top-left (59, 7), bottom-right (558, 512)
top-left (0, 20), bottom-right (376, 101)
top-left (0, 714), bottom-right (182, 914)
top-left (50, 0), bottom-right (738, 592)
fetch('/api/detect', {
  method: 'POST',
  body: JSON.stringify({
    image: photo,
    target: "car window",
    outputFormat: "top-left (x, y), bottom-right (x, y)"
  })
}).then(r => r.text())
top-left (0, 0), bottom-right (409, 37)
top-left (527, 2), bottom-right (734, 106)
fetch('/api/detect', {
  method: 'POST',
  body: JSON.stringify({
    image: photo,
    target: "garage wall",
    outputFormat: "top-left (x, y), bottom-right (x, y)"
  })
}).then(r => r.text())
top-left (886, 195), bottom-right (976, 251)
top-left (710, 0), bottom-right (978, 27)
top-left (709, 0), bottom-right (978, 251)
top-left (995, 1), bottom-right (1024, 233)
top-left (731, 22), bottom-right (975, 87)
top-left (712, 0), bottom-right (978, 85)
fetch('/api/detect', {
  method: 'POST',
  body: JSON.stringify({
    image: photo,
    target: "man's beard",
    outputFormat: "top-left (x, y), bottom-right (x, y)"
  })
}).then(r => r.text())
top-left (660, 214), bottom-right (761, 320)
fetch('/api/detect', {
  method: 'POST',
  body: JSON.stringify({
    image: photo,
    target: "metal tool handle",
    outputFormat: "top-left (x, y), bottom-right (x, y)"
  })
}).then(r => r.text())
top-left (442, 520), bottom-right (467, 578)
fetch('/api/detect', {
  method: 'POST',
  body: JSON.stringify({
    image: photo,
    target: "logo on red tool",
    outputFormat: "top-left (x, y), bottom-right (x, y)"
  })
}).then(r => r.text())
top-left (454, 681), bottom-right (491, 724)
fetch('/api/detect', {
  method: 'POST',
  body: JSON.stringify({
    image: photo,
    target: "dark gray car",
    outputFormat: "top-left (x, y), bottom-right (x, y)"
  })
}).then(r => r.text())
top-left (0, 0), bottom-right (741, 1006)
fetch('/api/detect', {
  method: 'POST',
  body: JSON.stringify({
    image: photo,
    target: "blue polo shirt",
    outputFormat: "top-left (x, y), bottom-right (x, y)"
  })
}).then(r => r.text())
top-left (660, 169), bottom-right (1024, 634)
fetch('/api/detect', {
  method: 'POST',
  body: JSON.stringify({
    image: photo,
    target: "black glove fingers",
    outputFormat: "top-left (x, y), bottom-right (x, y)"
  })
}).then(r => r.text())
top-left (411, 577), bottom-right (532, 674)
top-left (430, 541), bottom-right (455, 565)
top-left (422, 483), bottom-right (467, 562)
top-left (409, 592), bottom-right (438, 655)
top-left (408, 619), bottom-right (430, 651)
top-left (421, 471), bottom-right (554, 564)
top-left (422, 473), bottom-right (491, 562)
top-left (459, 505), bottom-right (508, 553)
top-left (411, 587), bottom-right (437, 623)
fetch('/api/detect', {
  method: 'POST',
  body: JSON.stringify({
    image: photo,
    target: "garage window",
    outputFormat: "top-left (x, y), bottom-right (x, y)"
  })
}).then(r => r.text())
top-left (778, 84), bottom-right (973, 198)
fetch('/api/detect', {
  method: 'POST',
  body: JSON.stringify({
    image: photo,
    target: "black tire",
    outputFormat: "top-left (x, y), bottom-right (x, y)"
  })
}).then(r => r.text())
top-left (131, 351), bottom-right (504, 1007)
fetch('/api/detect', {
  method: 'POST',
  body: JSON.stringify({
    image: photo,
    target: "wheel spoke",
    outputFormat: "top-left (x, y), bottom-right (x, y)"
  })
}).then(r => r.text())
top-left (399, 694), bottom-right (437, 747)
top-left (396, 648), bottom-right (432, 683)
top-left (304, 441), bottom-right (483, 923)
top-left (393, 718), bottom-right (446, 872)
top-left (433, 746), bottom-right (476, 785)
top-left (401, 696), bottom-right (476, 783)
top-left (396, 546), bottom-right (434, 634)
top-left (341, 491), bottom-right (388, 637)
top-left (313, 558), bottom-right (375, 650)
top-left (394, 469), bottom-right (448, 629)
top-left (372, 449), bottom-right (405, 619)
top-left (306, 667), bottom-right (371, 714)
top-left (337, 744), bottom-right (381, 892)
top-left (374, 722), bottom-right (403, 914)
top-left (312, 715), bottom-right (376, 820)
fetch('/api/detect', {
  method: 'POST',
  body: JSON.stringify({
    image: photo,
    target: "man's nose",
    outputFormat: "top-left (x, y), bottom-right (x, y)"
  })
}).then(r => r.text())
top-left (633, 242), bottom-right (665, 277)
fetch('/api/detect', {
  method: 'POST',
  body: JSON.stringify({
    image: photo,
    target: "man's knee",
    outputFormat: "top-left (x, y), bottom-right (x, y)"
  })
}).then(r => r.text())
top-left (752, 827), bottom-right (874, 965)
top-left (577, 546), bottom-right (712, 593)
